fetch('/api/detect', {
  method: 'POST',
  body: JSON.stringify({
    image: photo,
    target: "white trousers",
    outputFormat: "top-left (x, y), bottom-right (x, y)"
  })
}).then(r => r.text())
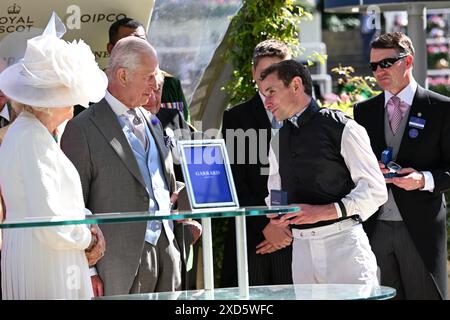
top-left (291, 218), bottom-right (379, 285)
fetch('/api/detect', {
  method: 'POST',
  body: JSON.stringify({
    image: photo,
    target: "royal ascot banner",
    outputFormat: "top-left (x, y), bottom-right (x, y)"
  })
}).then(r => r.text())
top-left (0, 0), bottom-right (154, 70)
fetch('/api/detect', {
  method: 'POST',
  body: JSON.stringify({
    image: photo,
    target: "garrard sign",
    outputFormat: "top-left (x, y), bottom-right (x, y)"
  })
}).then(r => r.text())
top-left (0, 0), bottom-right (154, 69)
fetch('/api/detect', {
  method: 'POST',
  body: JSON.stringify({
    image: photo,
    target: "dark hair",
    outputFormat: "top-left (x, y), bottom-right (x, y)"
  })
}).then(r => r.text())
top-left (109, 18), bottom-right (145, 45)
top-left (252, 39), bottom-right (291, 68)
top-left (260, 59), bottom-right (313, 97)
top-left (370, 32), bottom-right (415, 56)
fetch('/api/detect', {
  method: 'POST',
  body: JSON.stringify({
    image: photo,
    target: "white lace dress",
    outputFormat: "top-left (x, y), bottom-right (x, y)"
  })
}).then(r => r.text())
top-left (0, 111), bottom-right (93, 300)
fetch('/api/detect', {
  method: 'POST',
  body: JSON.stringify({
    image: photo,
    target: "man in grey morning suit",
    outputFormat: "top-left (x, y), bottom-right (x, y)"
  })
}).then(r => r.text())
top-left (62, 37), bottom-right (194, 296)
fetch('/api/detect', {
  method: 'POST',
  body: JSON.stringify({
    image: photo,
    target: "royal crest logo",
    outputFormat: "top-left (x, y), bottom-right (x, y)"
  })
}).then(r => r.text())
top-left (7, 3), bottom-right (21, 15)
top-left (0, 3), bottom-right (34, 34)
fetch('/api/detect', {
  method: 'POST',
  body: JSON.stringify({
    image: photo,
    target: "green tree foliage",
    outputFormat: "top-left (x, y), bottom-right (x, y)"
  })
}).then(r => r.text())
top-left (224, 0), bottom-right (311, 106)
top-left (319, 65), bottom-right (380, 118)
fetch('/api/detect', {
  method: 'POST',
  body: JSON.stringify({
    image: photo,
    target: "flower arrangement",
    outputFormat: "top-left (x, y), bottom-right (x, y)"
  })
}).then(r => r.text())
top-left (427, 14), bottom-right (446, 34)
top-left (427, 44), bottom-right (449, 69)
top-left (428, 76), bottom-right (450, 97)
top-left (318, 65), bottom-right (381, 118)
top-left (426, 12), bottom-right (450, 99)
top-left (428, 75), bottom-right (450, 86)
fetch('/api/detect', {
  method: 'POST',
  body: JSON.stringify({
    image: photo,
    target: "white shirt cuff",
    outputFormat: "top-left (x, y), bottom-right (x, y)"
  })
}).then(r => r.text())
top-left (89, 267), bottom-right (98, 277)
top-left (420, 171), bottom-right (435, 192)
top-left (334, 202), bottom-right (342, 219)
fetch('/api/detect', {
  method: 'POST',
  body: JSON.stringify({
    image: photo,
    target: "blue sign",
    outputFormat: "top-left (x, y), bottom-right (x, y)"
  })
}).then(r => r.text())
top-left (184, 145), bottom-right (233, 204)
top-left (408, 116), bottom-right (426, 130)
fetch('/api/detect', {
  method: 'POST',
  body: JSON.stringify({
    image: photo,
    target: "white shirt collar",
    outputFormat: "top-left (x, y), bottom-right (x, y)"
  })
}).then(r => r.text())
top-left (0, 103), bottom-right (10, 121)
top-left (104, 90), bottom-right (133, 117)
top-left (288, 104), bottom-right (310, 127)
top-left (384, 79), bottom-right (417, 107)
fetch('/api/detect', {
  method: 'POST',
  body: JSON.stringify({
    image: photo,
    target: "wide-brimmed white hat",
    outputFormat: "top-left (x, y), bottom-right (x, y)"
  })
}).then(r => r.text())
top-left (0, 12), bottom-right (107, 108)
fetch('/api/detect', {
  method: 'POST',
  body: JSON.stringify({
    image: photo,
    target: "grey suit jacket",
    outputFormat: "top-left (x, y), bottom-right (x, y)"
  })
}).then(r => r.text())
top-left (61, 98), bottom-right (189, 296)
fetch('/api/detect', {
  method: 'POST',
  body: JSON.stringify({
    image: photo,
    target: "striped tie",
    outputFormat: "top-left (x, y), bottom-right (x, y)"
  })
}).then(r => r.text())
top-left (387, 96), bottom-right (402, 134)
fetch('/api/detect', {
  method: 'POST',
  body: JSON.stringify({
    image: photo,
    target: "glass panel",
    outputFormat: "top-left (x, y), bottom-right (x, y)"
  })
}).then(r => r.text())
top-left (148, 0), bottom-right (243, 104)
top-left (95, 284), bottom-right (396, 300)
top-left (0, 206), bottom-right (298, 229)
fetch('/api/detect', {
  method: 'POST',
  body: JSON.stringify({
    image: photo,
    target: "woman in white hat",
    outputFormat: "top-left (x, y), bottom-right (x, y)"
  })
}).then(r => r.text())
top-left (0, 13), bottom-right (107, 300)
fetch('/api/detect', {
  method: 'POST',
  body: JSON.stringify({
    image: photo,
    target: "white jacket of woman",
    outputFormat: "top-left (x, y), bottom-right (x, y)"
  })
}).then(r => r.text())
top-left (0, 111), bottom-right (93, 300)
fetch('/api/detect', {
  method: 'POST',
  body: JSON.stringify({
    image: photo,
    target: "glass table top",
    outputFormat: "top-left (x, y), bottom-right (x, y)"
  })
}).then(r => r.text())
top-left (95, 284), bottom-right (396, 300)
top-left (0, 206), bottom-right (298, 229)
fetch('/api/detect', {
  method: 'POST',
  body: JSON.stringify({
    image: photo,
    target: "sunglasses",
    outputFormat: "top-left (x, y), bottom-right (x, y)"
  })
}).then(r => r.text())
top-left (369, 54), bottom-right (408, 72)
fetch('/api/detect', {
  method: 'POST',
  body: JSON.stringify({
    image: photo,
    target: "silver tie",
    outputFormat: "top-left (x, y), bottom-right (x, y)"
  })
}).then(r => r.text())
top-left (127, 108), bottom-right (148, 149)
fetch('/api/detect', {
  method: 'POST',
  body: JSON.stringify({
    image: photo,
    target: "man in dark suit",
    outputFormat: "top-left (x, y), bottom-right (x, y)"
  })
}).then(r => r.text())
top-left (354, 32), bottom-right (450, 299)
top-left (62, 37), bottom-right (196, 297)
top-left (220, 40), bottom-right (293, 287)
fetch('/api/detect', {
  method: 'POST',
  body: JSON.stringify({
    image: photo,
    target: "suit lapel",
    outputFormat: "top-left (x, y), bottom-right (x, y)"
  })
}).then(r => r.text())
top-left (397, 86), bottom-right (430, 159)
top-left (251, 94), bottom-right (272, 157)
top-left (252, 94), bottom-right (271, 130)
top-left (364, 94), bottom-right (387, 157)
top-left (90, 99), bottom-right (146, 188)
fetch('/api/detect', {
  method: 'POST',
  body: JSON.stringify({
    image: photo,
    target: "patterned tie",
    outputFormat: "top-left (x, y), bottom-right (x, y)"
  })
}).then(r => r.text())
top-left (127, 108), bottom-right (148, 149)
top-left (288, 115), bottom-right (299, 128)
top-left (387, 96), bottom-right (403, 134)
top-left (271, 116), bottom-right (283, 129)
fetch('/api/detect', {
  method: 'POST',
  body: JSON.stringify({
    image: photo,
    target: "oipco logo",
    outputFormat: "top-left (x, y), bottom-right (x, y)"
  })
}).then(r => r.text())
top-left (66, 5), bottom-right (127, 30)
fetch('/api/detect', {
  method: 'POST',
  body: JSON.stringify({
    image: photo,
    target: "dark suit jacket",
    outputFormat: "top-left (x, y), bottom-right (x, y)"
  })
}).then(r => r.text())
top-left (222, 94), bottom-right (271, 209)
top-left (61, 99), bottom-right (190, 296)
top-left (354, 86), bottom-right (450, 299)
top-left (221, 94), bottom-right (291, 286)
